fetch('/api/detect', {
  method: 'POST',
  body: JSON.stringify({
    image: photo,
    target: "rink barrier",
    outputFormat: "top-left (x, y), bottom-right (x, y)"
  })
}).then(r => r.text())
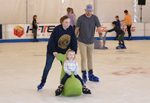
top-left (0, 23), bottom-right (150, 43)
top-left (0, 36), bottom-right (150, 43)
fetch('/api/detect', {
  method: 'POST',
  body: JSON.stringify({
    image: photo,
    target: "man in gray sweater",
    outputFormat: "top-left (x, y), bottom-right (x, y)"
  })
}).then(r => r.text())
top-left (75, 4), bottom-right (102, 83)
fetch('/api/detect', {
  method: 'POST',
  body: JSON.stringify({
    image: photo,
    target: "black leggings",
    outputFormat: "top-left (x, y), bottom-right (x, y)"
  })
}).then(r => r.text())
top-left (127, 25), bottom-right (132, 38)
top-left (32, 29), bottom-right (37, 40)
top-left (61, 73), bottom-right (84, 86)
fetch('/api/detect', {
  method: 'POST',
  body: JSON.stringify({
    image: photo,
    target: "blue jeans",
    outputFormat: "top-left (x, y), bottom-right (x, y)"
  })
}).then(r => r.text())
top-left (41, 53), bottom-right (55, 83)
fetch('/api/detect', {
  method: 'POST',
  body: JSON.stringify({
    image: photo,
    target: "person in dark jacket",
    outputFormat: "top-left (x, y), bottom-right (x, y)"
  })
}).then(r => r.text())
top-left (114, 16), bottom-right (121, 40)
top-left (107, 21), bottom-right (126, 49)
top-left (32, 15), bottom-right (38, 42)
top-left (37, 15), bottom-right (78, 91)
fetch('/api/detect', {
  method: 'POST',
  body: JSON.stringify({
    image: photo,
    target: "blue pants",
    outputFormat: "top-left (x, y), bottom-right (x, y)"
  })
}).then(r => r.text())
top-left (41, 53), bottom-right (55, 83)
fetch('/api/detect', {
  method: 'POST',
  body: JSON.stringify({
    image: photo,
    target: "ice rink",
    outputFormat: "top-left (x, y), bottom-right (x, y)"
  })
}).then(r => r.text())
top-left (0, 41), bottom-right (150, 103)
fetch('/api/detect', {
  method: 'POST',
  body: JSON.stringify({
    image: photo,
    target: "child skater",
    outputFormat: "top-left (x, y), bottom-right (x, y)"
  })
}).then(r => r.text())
top-left (114, 16), bottom-right (121, 40)
top-left (55, 50), bottom-right (91, 96)
top-left (106, 21), bottom-right (126, 49)
top-left (32, 15), bottom-right (38, 42)
top-left (115, 16), bottom-right (121, 28)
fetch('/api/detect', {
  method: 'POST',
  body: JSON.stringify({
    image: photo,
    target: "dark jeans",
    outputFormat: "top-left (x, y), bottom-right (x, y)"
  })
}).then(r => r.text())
top-left (61, 73), bottom-right (84, 86)
top-left (41, 53), bottom-right (55, 83)
top-left (32, 29), bottom-right (37, 40)
top-left (127, 25), bottom-right (132, 38)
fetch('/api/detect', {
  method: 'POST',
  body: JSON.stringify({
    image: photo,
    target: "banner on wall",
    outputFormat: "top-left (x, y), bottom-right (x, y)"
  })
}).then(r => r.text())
top-left (3, 24), bottom-right (57, 39)
top-left (2, 23), bottom-right (147, 39)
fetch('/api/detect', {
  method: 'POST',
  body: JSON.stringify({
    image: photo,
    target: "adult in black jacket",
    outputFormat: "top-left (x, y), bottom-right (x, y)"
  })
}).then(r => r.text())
top-left (32, 15), bottom-right (38, 42)
top-left (37, 16), bottom-right (77, 91)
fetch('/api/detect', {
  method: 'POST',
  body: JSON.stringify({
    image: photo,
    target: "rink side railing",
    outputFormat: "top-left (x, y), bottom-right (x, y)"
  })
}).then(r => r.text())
top-left (0, 23), bottom-right (150, 43)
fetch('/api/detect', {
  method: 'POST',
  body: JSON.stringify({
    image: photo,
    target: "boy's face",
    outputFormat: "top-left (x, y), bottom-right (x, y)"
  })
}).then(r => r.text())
top-left (67, 51), bottom-right (75, 60)
top-left (115, 17), bottom-right (119, 20)
top-left (124, 12), bottom-right (128, 15)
